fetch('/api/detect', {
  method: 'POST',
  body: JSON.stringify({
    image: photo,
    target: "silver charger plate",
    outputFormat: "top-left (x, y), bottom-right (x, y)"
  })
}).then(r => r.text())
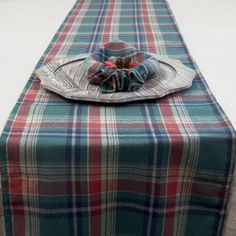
top-left (36, 53), bottom-right (196, 103)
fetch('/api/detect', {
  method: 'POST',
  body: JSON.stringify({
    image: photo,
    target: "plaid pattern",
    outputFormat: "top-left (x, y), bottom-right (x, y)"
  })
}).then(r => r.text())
top-left (85, 40), bottom-right (160, 92)
top-left (0, 0), bottom-right (235, 235)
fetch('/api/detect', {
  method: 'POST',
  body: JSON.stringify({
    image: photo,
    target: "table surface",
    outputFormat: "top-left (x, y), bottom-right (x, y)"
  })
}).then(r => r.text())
top-left (0, 0), bottom-right (236, 133)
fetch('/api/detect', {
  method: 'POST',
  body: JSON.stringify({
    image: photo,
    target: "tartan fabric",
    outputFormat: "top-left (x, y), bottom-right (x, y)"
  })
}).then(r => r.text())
top-left (85, 40), bottom-right (160, 92)
top-left (0, 0), bottom-right (235, 235)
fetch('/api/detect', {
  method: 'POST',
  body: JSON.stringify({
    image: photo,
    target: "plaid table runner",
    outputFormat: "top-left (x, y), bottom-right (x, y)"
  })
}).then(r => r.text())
top-left (0, 0), bottom-right (235, 235)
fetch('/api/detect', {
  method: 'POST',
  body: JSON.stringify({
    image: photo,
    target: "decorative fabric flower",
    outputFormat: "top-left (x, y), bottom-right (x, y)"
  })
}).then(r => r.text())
top-left (84, 40), bottom-right (160, 93)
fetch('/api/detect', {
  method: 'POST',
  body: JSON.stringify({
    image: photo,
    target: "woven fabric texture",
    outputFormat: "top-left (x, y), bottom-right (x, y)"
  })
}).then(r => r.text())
top-left (0, 1), bottom-right (235, 236)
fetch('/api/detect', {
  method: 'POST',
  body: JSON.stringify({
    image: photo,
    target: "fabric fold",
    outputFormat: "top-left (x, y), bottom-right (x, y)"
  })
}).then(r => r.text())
top-left (84, 40), bottom-right (160, 93)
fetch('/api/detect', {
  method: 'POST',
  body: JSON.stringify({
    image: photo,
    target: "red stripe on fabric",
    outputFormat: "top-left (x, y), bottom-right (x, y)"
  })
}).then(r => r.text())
top-left (3, 179), bottom-right (226, 199)
top-left (6, 119), bottom-right (231, 134)
top-left (87, 1), bottom-right (116, 233)
top-left (88, 105), bottom-right (102, 236)
top-left (101, 2), bottom-right (115, 44)
top-left (7, 83), bottom-right (39, 236)
top-left (159, 102), bottom-right (184, 235)
top-left (44, 0), bottom-right (85, 62)
top-left (141, 0), bottom-right (156, 52)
